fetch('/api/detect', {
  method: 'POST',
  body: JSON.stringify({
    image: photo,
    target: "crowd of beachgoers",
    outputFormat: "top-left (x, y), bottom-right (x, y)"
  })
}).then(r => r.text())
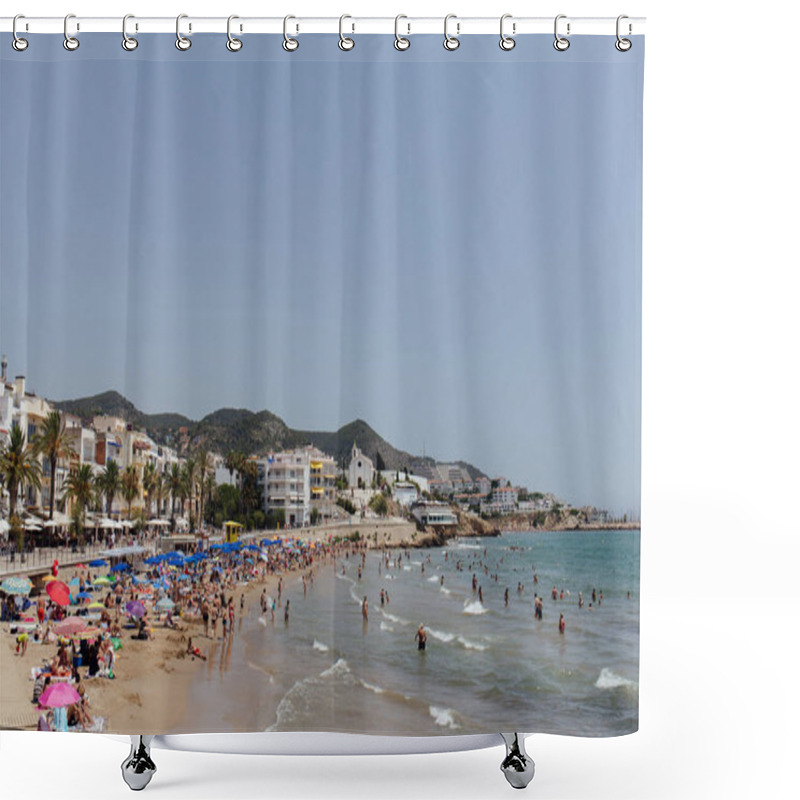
top-left (1, 533), bottom-right (358, 732)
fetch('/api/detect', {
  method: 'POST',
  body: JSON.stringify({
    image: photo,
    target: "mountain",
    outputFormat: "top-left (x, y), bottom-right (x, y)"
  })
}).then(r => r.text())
top-left (51, 391), bottom-right (487, 481)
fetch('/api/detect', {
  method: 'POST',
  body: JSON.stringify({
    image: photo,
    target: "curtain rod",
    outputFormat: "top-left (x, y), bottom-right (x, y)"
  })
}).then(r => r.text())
top-left (0, 16), bottom-right (646, 36)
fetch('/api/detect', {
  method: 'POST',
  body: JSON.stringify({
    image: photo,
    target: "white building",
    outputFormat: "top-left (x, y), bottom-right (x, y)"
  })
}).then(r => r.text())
top-left (348, 443), bottom-right (374, 489)
top-left (411, 501), bottom-right (458, 527)
top-left (265, 446), bottom-right (337, 528)
top-left (480, 486), bottom-right (519, 516)
top-left (392, 481), bottom-right (419, 507)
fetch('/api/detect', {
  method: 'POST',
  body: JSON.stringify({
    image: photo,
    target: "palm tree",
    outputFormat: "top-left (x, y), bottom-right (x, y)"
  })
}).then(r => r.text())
top-left (64, 464), bottom-right (94, 545)
top-left (167, 463), bottom-right (182, 528)
top-left (224, 450), bottom-right (238, 486)
top-left (0, 423), bottom-right (42, 551)
top-left (141, 462), bottom-right (157, 518)
top-left (195, 449), bottom-right (213, 531)
top-left (153, 472), bottom-right (165, 519)
top-left (121, 465), bottom-right (140, 519)
top-left (33, 410), bottom-right (76, 521)
top-left (95, 460), bottom-right (121, 516)
top-left (203, 472), bottom-right (216, 527)
top-left (182, 457), bottom-right (197, 528)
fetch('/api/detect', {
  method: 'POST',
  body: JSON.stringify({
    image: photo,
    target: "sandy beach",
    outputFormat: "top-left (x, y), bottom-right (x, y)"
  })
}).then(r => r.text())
top-left (1, 519), bottom-right (417, 733)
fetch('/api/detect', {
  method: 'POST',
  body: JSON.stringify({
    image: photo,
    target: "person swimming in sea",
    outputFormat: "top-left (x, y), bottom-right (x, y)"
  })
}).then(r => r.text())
top-left (578, 592), bottom-right (584, 609)
top-left (415, 624), bottom-right (427, 652)
top-left (504, 588), bottom-right (509, 607)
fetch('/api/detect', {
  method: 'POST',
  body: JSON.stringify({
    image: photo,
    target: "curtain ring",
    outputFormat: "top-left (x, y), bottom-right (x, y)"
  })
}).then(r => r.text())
top-left (63, 13), bottom-right (79, 51)
top-left (175, 14), bottom-right (191, 51)
top-left (394, 15), bottom-right (410, 51)
top-left (499, 14), bottom-right (515, 51)
top-left (227, 15), bottom-right (242, 51)
top-left (122, 15), bottom-right (138, 51)
top-left (443, 14), bottom-right (460, 51)
top-left (615, 15), bottom-right (632, 51)
top-left (553, 14), bottom-right (570, 51)
top-left (339, 14), bottom-right (354, 51)
top-left (12, 14), bottom-right (28, 51)
top-left (283, 15), bottom-right (299, 51)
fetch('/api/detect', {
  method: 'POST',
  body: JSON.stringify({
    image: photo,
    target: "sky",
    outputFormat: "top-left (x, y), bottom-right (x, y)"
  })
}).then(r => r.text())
top-left (0, 34), bottom-right (643, 515)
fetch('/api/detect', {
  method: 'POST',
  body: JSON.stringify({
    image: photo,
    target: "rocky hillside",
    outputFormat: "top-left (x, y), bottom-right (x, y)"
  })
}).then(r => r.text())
top-left (52, 390), bottom-right (486, 481)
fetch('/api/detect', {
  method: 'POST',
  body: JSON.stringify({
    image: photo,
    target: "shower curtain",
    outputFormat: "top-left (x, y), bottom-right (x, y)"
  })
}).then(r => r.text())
top-left (0, 29), bottom-right (643, 738)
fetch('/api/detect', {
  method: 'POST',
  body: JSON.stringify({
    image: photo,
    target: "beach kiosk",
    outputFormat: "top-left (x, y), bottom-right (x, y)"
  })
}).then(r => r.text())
top-left (223, 521), bottom-right (243, 544)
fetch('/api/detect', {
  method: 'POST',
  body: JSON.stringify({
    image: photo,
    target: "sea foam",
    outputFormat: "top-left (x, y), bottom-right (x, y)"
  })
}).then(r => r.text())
top-left (463, 600), bottom-right (488, 615)
top-left (313, 639), bottom-right (329, 652)
top-left (595, 668), bottom-right (638, 690)
top-left (429, 706), bottom-right (461, 729)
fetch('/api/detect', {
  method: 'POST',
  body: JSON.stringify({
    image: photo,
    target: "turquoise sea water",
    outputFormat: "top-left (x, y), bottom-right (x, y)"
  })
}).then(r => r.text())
top-left (183, 531), bottom-right (639, 737)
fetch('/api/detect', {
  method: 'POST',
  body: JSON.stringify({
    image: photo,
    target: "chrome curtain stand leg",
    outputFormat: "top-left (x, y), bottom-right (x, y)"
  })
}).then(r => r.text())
top-left (121, 735), bottom-right (157, 791)
top-left (500, 733), bottom-right (535, 789)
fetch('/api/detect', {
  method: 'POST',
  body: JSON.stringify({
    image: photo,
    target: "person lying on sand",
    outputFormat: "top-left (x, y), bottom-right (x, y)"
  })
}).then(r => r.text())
top-left (186, 637), bottom-right (207, 661)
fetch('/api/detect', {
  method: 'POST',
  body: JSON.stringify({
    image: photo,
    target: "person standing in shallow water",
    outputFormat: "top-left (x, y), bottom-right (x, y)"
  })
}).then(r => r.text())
top-left (415, 624), bottom-right (427, 652)
top-left (284, 599), bottom-right (290, 624)
top-left (558, 613), bottom-right (566, 634)
top-left (362, 596), bottom-right (369, 622)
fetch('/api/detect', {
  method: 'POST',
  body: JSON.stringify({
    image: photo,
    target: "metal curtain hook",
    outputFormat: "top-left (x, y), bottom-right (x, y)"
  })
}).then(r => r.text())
top-left (554, 14), bottom-right (570, 51)
top-left (227, 15), bottom-right (242, 51)
top-left (176, 14), bottom-right (191, 51)
top-left (12, 14), bottom-right (28, 51)
top-left (394, 14), bottom-right (410, 51)
top-left (339, 14), bottom-right (354, 51)
top-left (444, 14), bottom-right (460, 51)
top-left (63, 13), bottom-right (79, 51)
top-left (283, 15), bottom-right (299, 51)
top-left (499, 14), bottom-right (515, 51)
top-left (122, 14), bottom-right (138, 51)
top-left (616, 14), bottom-right (632, 51)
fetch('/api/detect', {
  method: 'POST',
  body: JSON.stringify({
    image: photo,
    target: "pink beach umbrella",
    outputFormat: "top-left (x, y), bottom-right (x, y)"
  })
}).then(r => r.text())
top-left (46, 580), bottom-right (71, 607)
top-left (39, 682), bottom-right (81, 708)
top-left (54, 617), bottom-right (88, 637)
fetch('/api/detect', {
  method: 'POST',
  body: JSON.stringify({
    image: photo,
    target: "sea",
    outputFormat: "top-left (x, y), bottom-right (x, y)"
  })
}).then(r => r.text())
top-left (180, 530), bottom-right (640, 737)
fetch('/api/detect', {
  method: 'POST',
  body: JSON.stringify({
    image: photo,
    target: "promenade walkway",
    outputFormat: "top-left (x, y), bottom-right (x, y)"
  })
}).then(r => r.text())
top-left (0, 541), bottom-right (112, 579)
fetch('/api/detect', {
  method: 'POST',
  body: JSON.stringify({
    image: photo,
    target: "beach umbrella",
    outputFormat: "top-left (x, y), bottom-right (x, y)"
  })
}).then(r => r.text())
top-left (156, 598), bottom-right (175, 610)
top-left (87, 601), bottom-right (105, 609)
top-left (46, 580), bottom-right (71, 606)
top-left (144, 556), bottom-right (162, 565)
top-left (88, 559), bottom-right (107, 567)
top-left (126, 600), bottom-right (146, 618)
top-left (39, 683), bottom-right (81, 709)
top-left (92, 576), bottom-right (114, 586)
top-left (77, 628), bottom-right (102, 640)
top-left (1, 576), bottom-right (33, 595)
top-left (68, 577), bottom-right (81, 587)
top-left (42, 574), bottom-right (57, 582)
top-left (178, 573), bottom-right (192, 581)
top-left (76, 592), bottom-right (92, 600)
top-left (111, 563), bottom-right (130, 572)
top-left (54, 617), bottom-right (87, 636)
top-left (74, 563), bottom-right (88, 569)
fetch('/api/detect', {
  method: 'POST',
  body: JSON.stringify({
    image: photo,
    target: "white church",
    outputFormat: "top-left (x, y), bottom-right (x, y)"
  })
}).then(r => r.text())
top-left (348, 443), bottom-right (375, 489)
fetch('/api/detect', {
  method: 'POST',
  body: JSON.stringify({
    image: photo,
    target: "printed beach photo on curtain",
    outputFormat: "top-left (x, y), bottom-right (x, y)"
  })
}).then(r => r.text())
top-left (0, 33), bottom-right (643, 736)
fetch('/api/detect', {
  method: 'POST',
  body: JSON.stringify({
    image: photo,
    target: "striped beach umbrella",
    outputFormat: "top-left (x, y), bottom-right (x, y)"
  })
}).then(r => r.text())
top-left (1, 576), bottom-right (33, 595)
top-left (54, 617), bottom-right (88, 636)
top-left (156, 597), bottom-right (175, 610)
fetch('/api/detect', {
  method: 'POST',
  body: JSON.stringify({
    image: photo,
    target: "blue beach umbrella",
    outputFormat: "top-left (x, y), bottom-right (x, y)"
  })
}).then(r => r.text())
top-left (76, 592), bottom-right (92, 600)
top-left (144, 556), bottom-right (162, 565)
top-left (111, 563), bottom-right (130, 572)
top-left (1, 576), bottom-right (33, 595)
top-left (88, 559), bottom-right (107, 567)
top-left (68, 577), bottom-right (81, 587)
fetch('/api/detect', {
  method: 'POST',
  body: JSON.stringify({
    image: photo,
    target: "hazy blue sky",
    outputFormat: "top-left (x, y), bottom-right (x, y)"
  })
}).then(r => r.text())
top-left (0, 34), bottom-right (643, 514)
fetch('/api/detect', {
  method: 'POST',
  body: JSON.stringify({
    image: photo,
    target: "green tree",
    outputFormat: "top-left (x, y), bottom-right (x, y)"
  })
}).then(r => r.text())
top-left (33, 410), bottom-right (76, 521)
top-left (64, 464), bottom-right (94, 546)
top-left (95, 460), bottom-right (121, 516)
top-left (0, 423), bottom-right (42, 552)
top-left (121, 465), bottom-right (140, 519)
top-left (369, 493), bottom-right (388, 517)
top-left (310, 507), bottom-right (321, 525)
top-left (167, 463), bottom-right (183, 528)
top-left (141, 462), bottom-right (157, 518)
